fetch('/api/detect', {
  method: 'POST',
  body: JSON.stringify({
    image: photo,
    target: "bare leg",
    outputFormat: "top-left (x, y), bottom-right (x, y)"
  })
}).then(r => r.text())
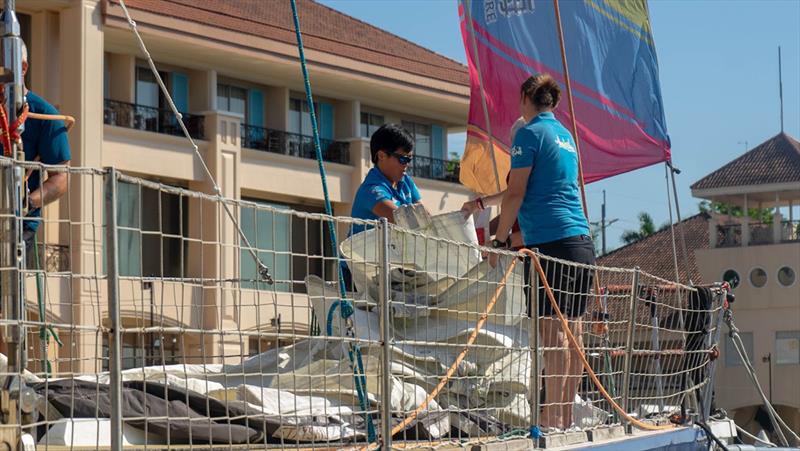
top-left (540, 317), bottom-right (570, 429)
top-left (562, 318), bottom-right (584, 428)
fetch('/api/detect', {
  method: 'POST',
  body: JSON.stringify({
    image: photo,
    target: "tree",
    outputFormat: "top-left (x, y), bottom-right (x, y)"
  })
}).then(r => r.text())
top-left (698, 200), bottom-right (774, 223)
top-left (620, 212), bottom-right (657, 245)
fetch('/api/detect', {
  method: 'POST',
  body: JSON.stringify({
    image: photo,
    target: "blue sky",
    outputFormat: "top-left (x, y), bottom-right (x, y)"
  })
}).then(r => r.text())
top-left (319, 0), bottom-right (800, 251)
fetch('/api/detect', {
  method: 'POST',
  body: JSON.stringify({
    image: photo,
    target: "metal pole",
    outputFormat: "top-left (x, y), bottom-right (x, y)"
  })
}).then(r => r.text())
top-left (621, 267), bottom-right (639, 431)
top-left (529, 249), bottom-right (540, 429)
top-left (462, 0), bottom-right (502, 194)
top-left (552, 0), bottom-right (589, 219)
top-left (778, 46), bottom-right (784, 133)
top-left (648, 305), bottom-right (665, 414)
top-left (377, 218), bottom-right (393, 449)
top-left (104, 168), bottom-right (123, 451)
top-left (701, 290), bottom-right (726, 421)
top-left (1, 0), bottom-right (28, 389)
top-left (601, 190), bottom-right (606, 255)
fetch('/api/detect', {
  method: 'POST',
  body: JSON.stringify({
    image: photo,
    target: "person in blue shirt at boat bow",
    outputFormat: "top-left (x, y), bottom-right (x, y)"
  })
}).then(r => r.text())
top-left (341, 123), bottom-right (421, 289)
top-left (490, 73), bottom-right (595, 431)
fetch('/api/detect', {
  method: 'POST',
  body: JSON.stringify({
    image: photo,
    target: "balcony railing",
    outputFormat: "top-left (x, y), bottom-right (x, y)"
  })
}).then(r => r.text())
top-left (781, 220), bottom-right (800, 243)
top-left (716, 224), bottom-right (741, 248)
top-left (407, 155), bottom-right (460, 183)
top-left (749, 222), bottom-right (773, 245)
top-left (240, 124), bottom-right (350, 165)
top-left (104, 99), bottom-right (205, 140)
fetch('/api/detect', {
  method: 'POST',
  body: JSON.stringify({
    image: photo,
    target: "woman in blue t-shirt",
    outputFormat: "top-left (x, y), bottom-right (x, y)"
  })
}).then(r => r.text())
top-left (489, 74), bottom-right (595, 431)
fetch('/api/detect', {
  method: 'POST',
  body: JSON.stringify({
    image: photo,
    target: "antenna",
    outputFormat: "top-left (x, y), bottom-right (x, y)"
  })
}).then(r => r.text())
top-left (779, 46), bottom-right (784, 133)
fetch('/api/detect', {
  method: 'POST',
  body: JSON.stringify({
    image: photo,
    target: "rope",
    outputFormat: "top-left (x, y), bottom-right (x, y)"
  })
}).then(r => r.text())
top-left (736, 424), bottom-right (776, 447)
top-left (26, 112), bottom-right (75, 132)
top-left (288, 0), bottom-right (373, 442)
top-left (116, 0), bottom-right (273, 285)
top-left (725, 311), bottom-right (798, 446)
top-left (696, 420), bottom-right (729, 451)
top-left (552, 0), bottom-right (589, 219)
top-left (667, 162), bottom-right (692, 284)
top-left (360, 257), bottom-right (519, 450)
top-left (520, 248), bottom-right (674, 431)
top-left (0, 102), bottom-right (28, 157)
top-left (33, 233), bottom-right (63, 377)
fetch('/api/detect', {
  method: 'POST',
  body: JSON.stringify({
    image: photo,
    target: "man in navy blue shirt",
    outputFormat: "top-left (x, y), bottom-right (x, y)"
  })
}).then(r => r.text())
top-left (15, 41), bottom-right (71, 264)
top-left (349, 123), bottom-right (421, 234)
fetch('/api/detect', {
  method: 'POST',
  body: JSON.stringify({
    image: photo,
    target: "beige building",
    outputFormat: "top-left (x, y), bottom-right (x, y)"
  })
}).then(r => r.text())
top-left (598, 132), bottom-right (800, 437)
top-left (12, 0), bottom-right (472, 372)
top-left (691, 132), bottom-right (800, 435)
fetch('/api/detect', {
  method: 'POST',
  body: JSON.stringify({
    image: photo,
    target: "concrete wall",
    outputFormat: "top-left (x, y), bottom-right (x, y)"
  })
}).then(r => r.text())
top-left (697, 243), bottom-right (800, 412)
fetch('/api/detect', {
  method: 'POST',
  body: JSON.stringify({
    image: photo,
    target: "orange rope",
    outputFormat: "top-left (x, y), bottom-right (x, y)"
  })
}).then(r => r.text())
top-left (520, 248), bottom-right (674, 431)
top-left (0, 103), bottom-right (29, 157)
top-left (27, 111), bottom-right (76, 132)
top-left (360, 258), bottom-right (520, 450)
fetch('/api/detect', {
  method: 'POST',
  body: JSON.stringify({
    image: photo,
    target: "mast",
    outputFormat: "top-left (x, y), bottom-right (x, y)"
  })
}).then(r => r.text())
top-left (1, 0), bottom-right (28, 387)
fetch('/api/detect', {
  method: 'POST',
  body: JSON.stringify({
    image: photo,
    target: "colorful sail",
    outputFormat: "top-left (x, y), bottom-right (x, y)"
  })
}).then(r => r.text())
top-left (459, 0), bottom-right (670, 195)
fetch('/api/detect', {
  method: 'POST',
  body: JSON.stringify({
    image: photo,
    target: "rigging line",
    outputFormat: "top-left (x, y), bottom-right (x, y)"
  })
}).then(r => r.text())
top-left (664, 163), bottom-right (682, 301)
top-left (289, 0), bottom-right (375, 442)
top-left (553, 0), bottom-right (589, 219)
top-left (726, 313), bottom-right (794, 446)
top-left (463, 0), bottom-right (502, 195)
top-left (116, 0), bottom-right (273, 284)
top-left (668, 162), bottom-right (692, 284)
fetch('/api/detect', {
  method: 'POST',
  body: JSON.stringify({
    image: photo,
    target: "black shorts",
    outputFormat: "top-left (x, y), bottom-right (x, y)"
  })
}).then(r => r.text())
top-left (523, 234), bottom-right (596, 318)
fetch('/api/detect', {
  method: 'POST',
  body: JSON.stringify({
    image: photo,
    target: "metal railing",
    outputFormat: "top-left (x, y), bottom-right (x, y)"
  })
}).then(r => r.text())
top-left (781, 219), bottom-right (800, 243)
top-left (241, 123), bottom-right (350, 165)
top-left (749, 222), bottom-right (773, 245)
top-left (407, 154), bottom-right (460, 183)
top-left (103, 99), bottom-right (205, 140)
top-left (0, 157), bottom-right (727, 450)
top-left (717, 224), bottom-right (742, 248)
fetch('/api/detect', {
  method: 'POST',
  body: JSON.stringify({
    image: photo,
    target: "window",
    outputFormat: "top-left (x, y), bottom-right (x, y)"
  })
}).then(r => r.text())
top-left (240, 199), bottom-right (333, 293)
top-left (103, 333), bottom-right (180, 371)
top-left (240, 201), bottom-right (292, 292)
top-left (749, 267), bottom-right (767, 288)
top-left (289, 98), bottom-right (319, 136)
top-left (778, 266), bottom-right (796, 287)
top-left (116, 181), bottom-right (187, 278)
top-left (19, 13), bottom-right (31, 88)
top-left (776, 331), bottom-right (800, 365)
top-left (360, 112), bottom-right (384, 138)
top-left (722, 269), bottom-right (740, 289)
top-left (402, 121), bottom-right (432, 158)
top-left (725, 331), bottom-right (753, 367)
top-left (136, 66), bottom-right (162, 108)
top-left (104, 54), bottom-right (111, 99)
top-left (217, 83), bottom-right (247, 118)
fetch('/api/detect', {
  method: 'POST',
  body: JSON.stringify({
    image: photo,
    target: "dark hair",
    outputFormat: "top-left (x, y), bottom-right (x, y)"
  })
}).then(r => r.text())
top-left (520, 73), bottom-right (561, 110)
top-left (370, 123), bottom-right (414, 164)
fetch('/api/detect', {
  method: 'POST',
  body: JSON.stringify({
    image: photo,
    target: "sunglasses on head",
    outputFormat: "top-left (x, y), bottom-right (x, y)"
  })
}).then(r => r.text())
top-left (389, 152), bottom-right (414, 165)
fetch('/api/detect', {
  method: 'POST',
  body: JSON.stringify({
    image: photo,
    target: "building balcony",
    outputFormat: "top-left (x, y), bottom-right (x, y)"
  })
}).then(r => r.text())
top-left (104, 99), bottom-right (205, 140)
top-left (407, 155), bottom-right (460, 183)
top-left (714, 219), bottom-right (800, 248)
top-left (240, 124), bottom-right (350, 165)
top-left (781, 219), bottom-right (800, 242)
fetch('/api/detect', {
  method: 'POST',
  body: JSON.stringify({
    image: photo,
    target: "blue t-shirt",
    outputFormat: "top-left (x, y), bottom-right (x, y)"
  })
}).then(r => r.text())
top-left (511, 112), bottom-right (589, 245)
top-left (349, 167), bottom-right (421, 235)
top-left (22, 91), bottom-right (72, 231)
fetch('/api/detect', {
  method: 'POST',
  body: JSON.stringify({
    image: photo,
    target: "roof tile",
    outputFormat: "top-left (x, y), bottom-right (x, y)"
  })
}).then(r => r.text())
top-left (107, 0), bottom-right (470, 86)
top-left (597, 213), bottom-right (710, 284)
top-left (691, 133), bottom-right (800, 190)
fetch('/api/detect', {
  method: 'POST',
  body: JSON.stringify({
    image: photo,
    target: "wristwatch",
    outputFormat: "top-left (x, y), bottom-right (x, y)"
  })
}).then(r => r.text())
top-left (491, 238), bottom-right (510, 249)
